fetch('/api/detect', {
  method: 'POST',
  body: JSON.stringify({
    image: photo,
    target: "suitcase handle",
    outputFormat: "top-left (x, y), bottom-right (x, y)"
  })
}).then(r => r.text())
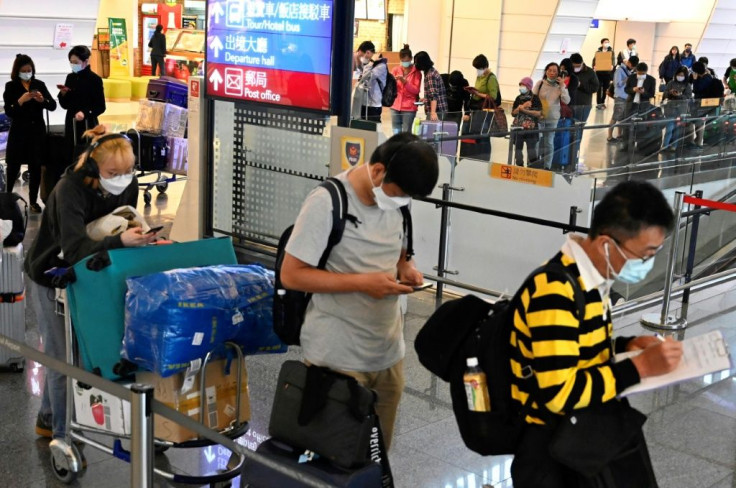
top-left (149, 90), bottom-right (160, 98)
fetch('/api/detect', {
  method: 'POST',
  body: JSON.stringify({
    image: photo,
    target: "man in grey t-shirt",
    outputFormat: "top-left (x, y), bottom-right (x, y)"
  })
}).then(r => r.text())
top-left (281, 133), bottom-right (439, 449)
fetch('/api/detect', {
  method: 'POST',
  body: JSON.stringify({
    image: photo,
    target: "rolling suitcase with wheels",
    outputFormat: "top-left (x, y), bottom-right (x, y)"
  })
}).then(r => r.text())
top-left (634, 105), bottom-right (664, 156)
top-left (242, 439), bottom-right (383, 487)
top-left (552, 118), bottom-right (580, 168)
top-left (419, 120), bottom-right (459, 157)
top-left (0, 244), bottom-right (26, 371)
top-left (126, 130), bottom-right (169, 172)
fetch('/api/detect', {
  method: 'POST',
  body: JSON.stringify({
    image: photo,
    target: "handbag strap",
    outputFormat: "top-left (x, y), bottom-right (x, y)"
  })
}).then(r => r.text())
top-left (370, 398), bottom-right (395, 488)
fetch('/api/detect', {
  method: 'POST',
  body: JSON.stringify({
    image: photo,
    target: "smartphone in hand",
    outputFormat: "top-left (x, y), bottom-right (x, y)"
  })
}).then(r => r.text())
top-left (412, 283), bottom-right (433, 292)
top-left (145, 225), bottom-right (164, 235)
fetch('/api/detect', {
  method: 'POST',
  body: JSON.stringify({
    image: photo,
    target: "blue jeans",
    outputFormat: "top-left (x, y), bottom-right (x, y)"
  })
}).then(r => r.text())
top-left (663, 121), bottom-right (675, 147)
top-left (573, 105), bottom-right (593, 124)
top-left (391, 109), bottom-right (416, 134)
top-left (31, 281), bottom-right (67, 440)
top-left (541, 118), bottom-right (559, 169)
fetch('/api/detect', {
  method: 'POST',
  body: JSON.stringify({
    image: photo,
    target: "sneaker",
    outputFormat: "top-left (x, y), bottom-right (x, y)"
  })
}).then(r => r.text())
top-left (30, 203), bottom-right (43, 214)
top-left (36, 412), bottom-right (52, 439)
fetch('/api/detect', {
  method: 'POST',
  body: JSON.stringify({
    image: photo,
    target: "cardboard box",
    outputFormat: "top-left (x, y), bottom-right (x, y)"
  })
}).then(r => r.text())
top-left (136, 358), bottom-right (250, 443)
top-left (73, 381), bottom-right (132, 435)
top-left (594, 51), bottom-right (614, 72)
top-left (166, 137), bottom-right (188, 175)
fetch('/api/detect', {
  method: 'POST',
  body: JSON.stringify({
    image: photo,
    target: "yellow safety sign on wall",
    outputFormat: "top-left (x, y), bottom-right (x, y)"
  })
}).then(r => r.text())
top-left (489, 163), bottom-right (554, 187)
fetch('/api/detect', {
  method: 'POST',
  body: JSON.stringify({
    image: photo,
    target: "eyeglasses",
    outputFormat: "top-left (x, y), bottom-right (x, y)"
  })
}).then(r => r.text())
top-left (605, 235), bottom-right (663, 263)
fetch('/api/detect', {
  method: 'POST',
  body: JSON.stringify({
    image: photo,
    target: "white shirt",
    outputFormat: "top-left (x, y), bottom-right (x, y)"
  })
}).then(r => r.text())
top-left (562, 234), bottom-right (614, 318)
top-left (634, 77), bottom-right (645, 104)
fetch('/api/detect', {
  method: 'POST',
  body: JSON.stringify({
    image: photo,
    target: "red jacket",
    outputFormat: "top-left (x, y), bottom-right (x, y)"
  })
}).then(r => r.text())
top-left (391, 65), bottom-right (421, 112)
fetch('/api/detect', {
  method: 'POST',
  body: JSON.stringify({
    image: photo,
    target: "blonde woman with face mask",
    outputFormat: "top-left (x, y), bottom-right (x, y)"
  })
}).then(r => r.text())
top-left (24, 125), bottom-right (159, 442)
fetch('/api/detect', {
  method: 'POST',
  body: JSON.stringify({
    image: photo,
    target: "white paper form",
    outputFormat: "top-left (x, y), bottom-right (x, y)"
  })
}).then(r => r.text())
top-left (617, 330), bottom-right (732, 397)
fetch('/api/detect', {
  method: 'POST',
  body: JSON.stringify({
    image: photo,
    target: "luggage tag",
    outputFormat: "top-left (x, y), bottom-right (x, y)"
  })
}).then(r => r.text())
top-left (232, 310), bottom-right (244, 325)
top-left (181, 358), bottom-right (202, 395)
top-left (298, 450), bottom-right (320, 464)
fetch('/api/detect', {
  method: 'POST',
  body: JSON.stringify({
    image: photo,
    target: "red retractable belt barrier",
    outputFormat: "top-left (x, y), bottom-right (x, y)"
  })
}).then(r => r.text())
top-left (683, 196), bottom-right (736, 213)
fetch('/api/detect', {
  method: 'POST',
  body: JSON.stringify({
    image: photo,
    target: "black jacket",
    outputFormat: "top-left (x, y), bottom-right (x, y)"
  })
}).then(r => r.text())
top-left (58, 66), bottom-right (106, 145)
top-left (624, 74), bottom-right (657, 109)
top-left (24, 166), bottom-right (138, 288)
top-left (574, 66), bottom-right (600, 106)
top-left (692, 74), bottom-right (725, 100)
top-left (2, 78), bottom-right (57, 163)
top-left (148, 31), bottom-right (167, 57)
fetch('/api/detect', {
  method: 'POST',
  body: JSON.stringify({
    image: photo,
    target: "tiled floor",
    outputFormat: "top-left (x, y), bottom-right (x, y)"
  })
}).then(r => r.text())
top-left (1, 101), bottom-right (735, 487)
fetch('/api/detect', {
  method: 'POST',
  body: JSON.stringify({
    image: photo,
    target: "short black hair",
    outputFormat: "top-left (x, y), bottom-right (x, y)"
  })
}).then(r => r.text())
top-left (692, 61), bottom-right (706, 75)
top-left (675, 66), bottom-right (689, 77)
top-left (399, 44), bottom-right (412, 59)
top-left (684, 43), bottom-right (692, 48)
top-left (730, 58), bottom-right (736, 67)
top-left (68, 45), bottom-right (91, 62)
top-left (11, 54), bottom-right (35, 81)
top-left (636, 62), bottom-right (648, 73)
top-left (358, 41), bottom-right (375, 53)
top-left (472, 54), bottom-right (489, 70)
top-left (698, 56), bottom-right (709, 65)
top-left (370, 133), bottom-right (439, 198)
top-left (601, 38), bottom-right (609, 44)
top-left (590, 181), bottom-right (674, 239)
top-left (628, 55), bottom-right (639, 66)
top-left (570, 53), bottom-right (583, 64)
top-left (155, 24), bottom-right (163, 32)
top-left (413, 51), bottom-right (434, 72)
top-left (627, 38), bottom-right (636, 46)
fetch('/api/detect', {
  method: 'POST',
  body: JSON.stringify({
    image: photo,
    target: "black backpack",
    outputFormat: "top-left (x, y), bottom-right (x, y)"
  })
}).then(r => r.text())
top-left (380, 73), bottom-right (398, 107)
top-left (415, 262), bottom-right (584, 456)
top-left (0, 192), bottom-right (28, 247)
top-left (273, 177), bottom-right (413, 346)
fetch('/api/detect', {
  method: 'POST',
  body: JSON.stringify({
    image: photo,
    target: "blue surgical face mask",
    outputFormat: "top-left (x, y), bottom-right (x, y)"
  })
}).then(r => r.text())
top-left (401, 61), bottom-right (412, 68)
top-left (605, 241), bottom-right (656, 284)
top-left (19, 72), bottom-right (32, 81)
top-left (71, 63), bottom-right (83, 74)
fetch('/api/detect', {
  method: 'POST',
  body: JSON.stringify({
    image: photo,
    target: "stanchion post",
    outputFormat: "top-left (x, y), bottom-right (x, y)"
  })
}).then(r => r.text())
top-left (507, 127), bottom-right (516, 166)
top-left (641, 191), bottom-right (687, 329)
top-left (130, 384), bottom-right (154, 488)
top-left (680, 190), bottom-right (703, 321)
top-left (434, 183), bottom-right (451, 305)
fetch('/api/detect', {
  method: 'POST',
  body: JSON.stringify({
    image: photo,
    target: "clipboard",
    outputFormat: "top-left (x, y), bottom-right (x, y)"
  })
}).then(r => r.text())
top-left (617, 330), bottom-right (732, 397)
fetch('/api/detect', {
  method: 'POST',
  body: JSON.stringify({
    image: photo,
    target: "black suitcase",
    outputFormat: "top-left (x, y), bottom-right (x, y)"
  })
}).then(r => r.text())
top-left (242, 439), bottom-right (383, 488)
top-left (42, 124), bottom-right (69, 203)
top-left (126, 130), bottom-right (168, 171)
top-left (634, 105), bottom-right (664, 156)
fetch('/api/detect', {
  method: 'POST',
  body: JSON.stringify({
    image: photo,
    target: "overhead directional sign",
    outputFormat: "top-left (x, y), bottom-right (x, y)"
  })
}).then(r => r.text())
top-left (206, 0), bottom-right (334, 111)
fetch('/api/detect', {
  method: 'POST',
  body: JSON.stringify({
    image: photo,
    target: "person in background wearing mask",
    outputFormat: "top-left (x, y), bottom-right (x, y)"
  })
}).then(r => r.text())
top-left (607, 55), bottom-right (638, 142)
top-left (442, 70), bottom-right (470, 128)
top-left (355, 44), bottom-right (387, 123)
top-left (724, 58), bottom-right (736, 94)
top-left (658, 46), bottom-right (682, 84)
top-left (622, 62), bottom-right (657, 148)
top-left (414, 51), bottom-right (447, 122)
top-left (148, 24), bottom-right (166, 77)
top-left (467, 54), bottom-right (501, 109)
top-left (280, 133), bottom-right (439, 450)
top-left (617, 38), bottom-right (637, 66)
top-left (532, 62), bottom-right (570, 169)
top-left (593, 38), bottom-right (615, 109)
top-left (58, 45), bottom-right (105, 164)
top-left (353, 40), bottom-right (375, 77)
top-left (510, 180), bottom-right (681, 488)
top-left (691, 61), bottom-right (724, 149)
top-left (559, 58), bottom-right (579, 106)
top-left (680, 43), bottom-right (696, 70)
top-left (390, 44), bottom-right (421, 134)
top-left (511, 77), bottom-right (542, 167)
top-left (2, 54), bottom-right (57, 213)
top-left (25, 125), bottom-right (159, 443)
top-left (661, 66), bottom-right (692, 151)
top-left (569, 52), bottom-right (599, 124)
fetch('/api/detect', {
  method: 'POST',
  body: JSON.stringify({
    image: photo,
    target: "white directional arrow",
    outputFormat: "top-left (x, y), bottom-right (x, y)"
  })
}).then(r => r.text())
top-left (209, 69), bottom-right (223, 91)
top-left (210, 35), bottom-right (223, 58)
top-left (211, 2), bottom-right (225, 24)
top-left (204, 446), bottom-right (216, 463)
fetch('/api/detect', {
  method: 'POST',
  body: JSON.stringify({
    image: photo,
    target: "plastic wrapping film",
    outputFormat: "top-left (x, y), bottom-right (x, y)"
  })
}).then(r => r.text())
top-left (122, 264), bottom-right (285, 376)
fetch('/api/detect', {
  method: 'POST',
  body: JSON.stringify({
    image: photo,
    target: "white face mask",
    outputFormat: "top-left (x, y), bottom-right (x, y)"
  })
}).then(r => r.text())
top-left (361, 57), bottom-right (370, 65)
top-left (366, 164), bottom-right (410, 211)
top-left (637, 74), bottom-right (646, 80)
top-left (519, 86), bottom-right (529, 94)
top-left (19, 72), bottom-right (32, 81)
top-left (573, 66), bottom-right (582, 73)
top-left (603, 43), bottom-right (610, 49)
top-left (99, 173), bottom-right (134, 196)
top-left (476, 69), bottom-right (485, 78)
top-left (676, 75), bottom-right (685, 82)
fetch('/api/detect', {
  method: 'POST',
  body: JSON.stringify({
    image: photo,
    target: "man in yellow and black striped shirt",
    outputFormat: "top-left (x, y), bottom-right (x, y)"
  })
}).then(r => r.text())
top-left (509, 181), bottom-right (683, 488)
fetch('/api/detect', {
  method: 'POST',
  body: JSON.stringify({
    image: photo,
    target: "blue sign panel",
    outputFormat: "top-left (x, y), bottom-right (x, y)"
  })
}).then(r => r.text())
top-left (206, 0), bottom-right (334, 111)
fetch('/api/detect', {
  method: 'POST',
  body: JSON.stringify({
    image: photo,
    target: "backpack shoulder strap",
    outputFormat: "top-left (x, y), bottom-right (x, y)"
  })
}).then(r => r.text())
top-left (316, 178), bottom-right (349, 269)
top-left (399, 205), bottom-right (414, 261)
